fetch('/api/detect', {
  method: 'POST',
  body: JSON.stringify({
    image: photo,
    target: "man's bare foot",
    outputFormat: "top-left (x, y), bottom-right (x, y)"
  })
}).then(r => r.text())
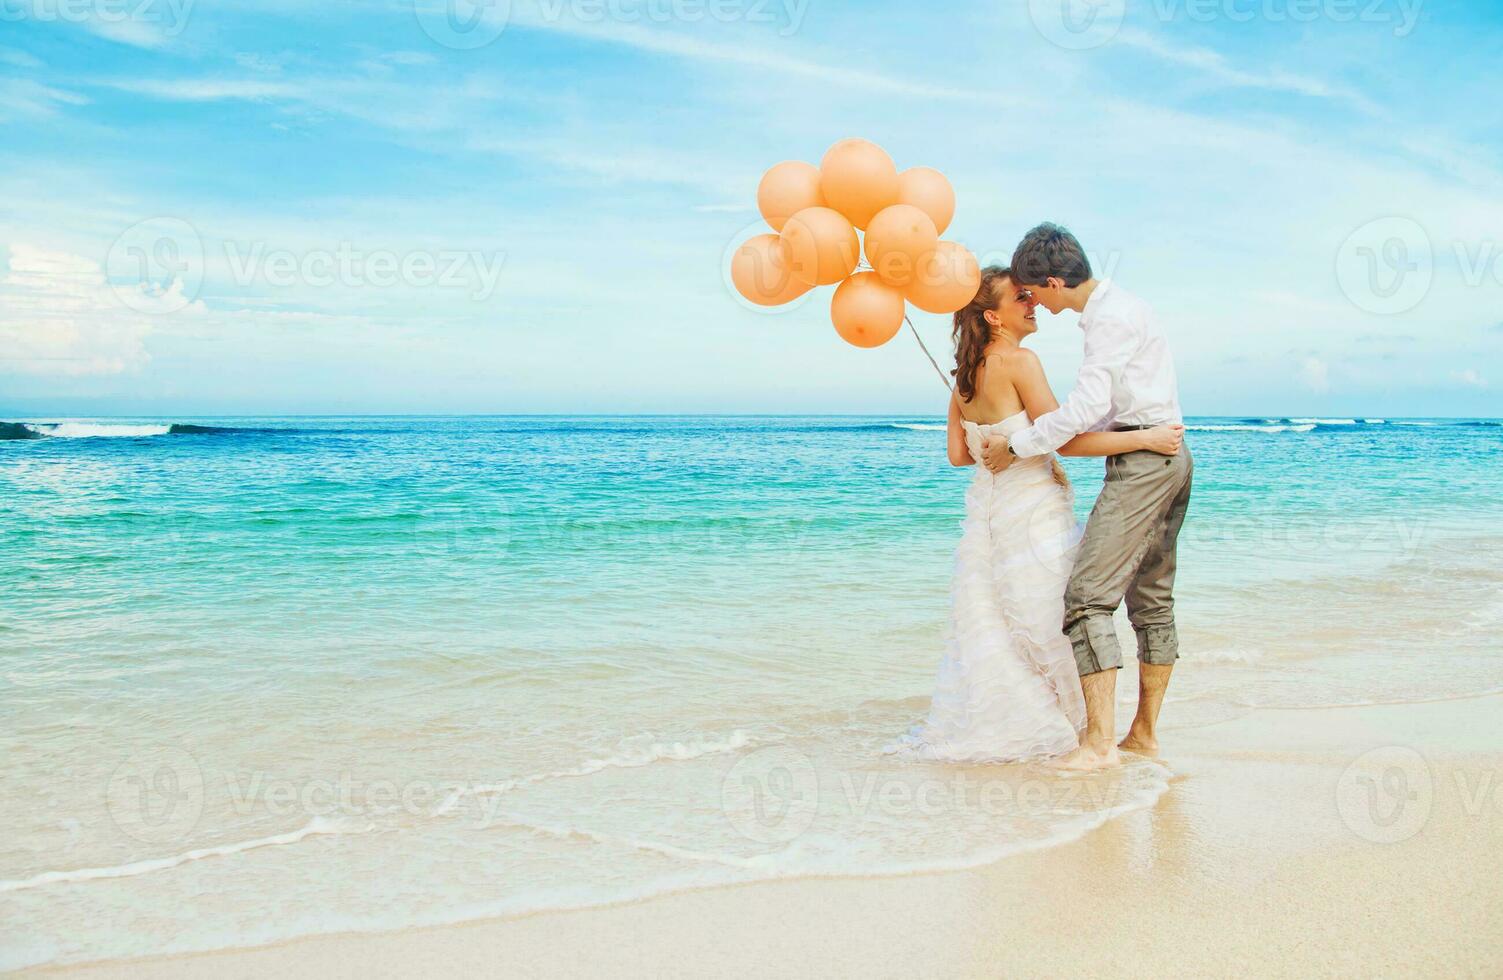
top-left (1118, 732), bottom-right (1159, 755)
top-left (1053, 742), bottom-right (1121, 771)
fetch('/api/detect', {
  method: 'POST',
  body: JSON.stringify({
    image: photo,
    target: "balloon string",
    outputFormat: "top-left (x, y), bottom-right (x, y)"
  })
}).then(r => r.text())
top-left (906, 315), bottom-right (951, 391)
top-left (855, 261), bottom-right (950, 391)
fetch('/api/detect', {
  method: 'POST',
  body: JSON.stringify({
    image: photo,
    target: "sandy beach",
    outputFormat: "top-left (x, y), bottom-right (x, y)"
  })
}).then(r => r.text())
top-left (38, 688), bottom-right (1503, 979)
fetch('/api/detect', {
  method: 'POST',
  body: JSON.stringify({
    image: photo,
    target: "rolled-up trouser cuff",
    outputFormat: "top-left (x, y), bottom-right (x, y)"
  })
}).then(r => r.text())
top-left (1067, 615), bottom-right (1122, 676)
top-left (1135, 624), bottom-right (1179, 665)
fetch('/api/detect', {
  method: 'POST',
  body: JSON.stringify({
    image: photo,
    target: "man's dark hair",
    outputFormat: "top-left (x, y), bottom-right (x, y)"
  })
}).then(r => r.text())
top-left (1010, 223), bottom-right (1092, 288)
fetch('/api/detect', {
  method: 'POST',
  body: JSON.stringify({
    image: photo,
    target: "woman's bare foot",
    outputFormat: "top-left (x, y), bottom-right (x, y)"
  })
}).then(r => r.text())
top-left (1118, 731), bottom-right (1159, 755)
top-left (1053, 742), bottom-right (1122, 771)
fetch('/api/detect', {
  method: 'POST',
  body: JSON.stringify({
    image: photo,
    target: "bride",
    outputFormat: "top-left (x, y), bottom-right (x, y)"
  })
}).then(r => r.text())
top-left (889, 266), bottom-right (1183, 763)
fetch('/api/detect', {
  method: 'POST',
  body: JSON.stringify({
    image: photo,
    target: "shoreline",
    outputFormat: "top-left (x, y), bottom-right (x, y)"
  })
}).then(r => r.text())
top-left (33, 691), bottom-right (1503, 978)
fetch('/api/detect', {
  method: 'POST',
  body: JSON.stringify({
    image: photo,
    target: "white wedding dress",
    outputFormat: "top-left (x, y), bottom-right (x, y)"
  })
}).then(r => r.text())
top-left (888, 411), bottom-right (1087, 763)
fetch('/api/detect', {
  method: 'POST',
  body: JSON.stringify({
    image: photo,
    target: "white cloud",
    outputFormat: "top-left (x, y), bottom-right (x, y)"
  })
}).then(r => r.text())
top-left (0, 79), bottom-right (90, 120)
top-left (506, 9), bottom-right (1004, 103)
top-left (106, 79), bottom-right (305, 102)
top-left (0, 244), bottom-right (202, 377)
top-left (0, 46), bottom-right (44, 69)
top-left (1300, 356), bottom-right (1330, 393)
top-left (1113, 28), bottom-right (1379, 115)
top-left (84, 17), bottom-right (172, 49)
top-left (1451, 368), bottom-right (1488, 389)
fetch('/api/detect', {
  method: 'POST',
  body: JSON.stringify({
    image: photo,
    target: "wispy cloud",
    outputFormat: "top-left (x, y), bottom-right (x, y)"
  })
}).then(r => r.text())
top-left (0, 79), bottom-right (90, 120)
top-left (0, 46), bottom-right (44, 68)
top-left (105, 78), bottom-right (306, 102)
top-left (507, 11), bottom-right (1001, 103)
top-left (1114, 28), bottom-right (1380, 115)
top-left (84, 17), bottom-right (174, 49)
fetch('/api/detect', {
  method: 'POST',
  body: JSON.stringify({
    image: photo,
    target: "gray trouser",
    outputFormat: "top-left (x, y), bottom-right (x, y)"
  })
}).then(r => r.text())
top-left (1064, 445), bottom-right (1193, 675)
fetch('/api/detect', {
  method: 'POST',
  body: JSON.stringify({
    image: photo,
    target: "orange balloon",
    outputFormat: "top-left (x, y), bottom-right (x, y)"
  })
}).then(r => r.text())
top-left (896, 167), bottom-right (956, 236)
top-left (780, 206), bottom-right (859, 286)
top-left (818, 138), bottom-right (899, 230)
top-left (864, 204), bottom-right (939, 288)
top-left (730, 234), bottom-right (812, 306)
top-left (905, 241), bottom-right (982, 314)
top-left (757, 161), bottom-right (825, 232)
top-left (831, 271), bottom-right (905, 348)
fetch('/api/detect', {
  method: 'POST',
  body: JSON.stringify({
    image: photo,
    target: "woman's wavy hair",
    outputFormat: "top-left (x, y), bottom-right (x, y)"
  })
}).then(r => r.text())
top-left (951, 265), bottom-right (1013, 402)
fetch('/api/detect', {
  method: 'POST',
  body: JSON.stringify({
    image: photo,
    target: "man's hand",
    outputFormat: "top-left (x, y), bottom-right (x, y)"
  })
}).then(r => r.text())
top-left (981, 438), bottom-right (1016, 474)
top-left (1138, 424), bottom-right (1185, 456)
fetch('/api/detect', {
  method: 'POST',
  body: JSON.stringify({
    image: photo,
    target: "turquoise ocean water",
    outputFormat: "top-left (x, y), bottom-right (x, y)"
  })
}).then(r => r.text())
top-left (3, 415), bottom-right (1501, 968)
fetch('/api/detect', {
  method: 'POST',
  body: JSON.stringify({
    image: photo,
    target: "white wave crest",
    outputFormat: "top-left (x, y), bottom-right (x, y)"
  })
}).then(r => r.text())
top-left (25, 423), bottom-right (171, 438)
top-left (435, 731), bottom-right (765, 814)
top-left (1186, 423), bottom-right (1315, 433)
top-left (890, 423), bottom-right (946, 431)
top-left (0, 817), bottom-right (370, 893)
top-left (1192, 647), bottom-right (1264, 664)
top-left (1289, 418), bottom-right (1357, 425)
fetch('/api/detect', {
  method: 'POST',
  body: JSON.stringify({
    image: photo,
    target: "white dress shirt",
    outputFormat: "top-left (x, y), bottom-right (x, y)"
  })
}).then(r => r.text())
top-left (1008, 279), bottom-right (1182, 458)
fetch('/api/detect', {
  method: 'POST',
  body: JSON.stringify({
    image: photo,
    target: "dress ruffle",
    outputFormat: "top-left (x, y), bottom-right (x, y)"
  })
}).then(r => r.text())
top-left (886, 416), bottom-right (1086, 763)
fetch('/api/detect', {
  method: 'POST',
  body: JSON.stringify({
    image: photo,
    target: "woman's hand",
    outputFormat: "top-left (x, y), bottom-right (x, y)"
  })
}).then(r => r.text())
top-left (1137, 424), bottom-right (1185, 456)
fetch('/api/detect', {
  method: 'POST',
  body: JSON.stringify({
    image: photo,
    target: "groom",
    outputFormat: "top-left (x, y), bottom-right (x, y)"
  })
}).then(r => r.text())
top-left (982, 223), bottom-right (1192, 770)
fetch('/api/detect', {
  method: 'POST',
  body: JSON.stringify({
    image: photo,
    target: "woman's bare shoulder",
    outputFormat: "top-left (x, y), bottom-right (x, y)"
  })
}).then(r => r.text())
top-left (980, 348), bottom-right (1041, 384)
top-left (996, 347), bottom-right (1044, 377)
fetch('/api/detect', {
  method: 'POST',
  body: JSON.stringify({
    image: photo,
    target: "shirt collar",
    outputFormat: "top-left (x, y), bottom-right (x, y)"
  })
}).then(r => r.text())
top-left (1078, 278), bottom-right (1113, 329)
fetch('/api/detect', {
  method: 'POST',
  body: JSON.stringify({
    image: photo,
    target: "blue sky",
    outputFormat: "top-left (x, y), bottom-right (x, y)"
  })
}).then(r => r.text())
top-left (0, 0), bottom-right (1499, 416)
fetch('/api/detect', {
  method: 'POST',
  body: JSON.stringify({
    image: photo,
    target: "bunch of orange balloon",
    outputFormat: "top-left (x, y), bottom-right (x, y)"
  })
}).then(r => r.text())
top-left (729, 138), bottom-right (982, 349)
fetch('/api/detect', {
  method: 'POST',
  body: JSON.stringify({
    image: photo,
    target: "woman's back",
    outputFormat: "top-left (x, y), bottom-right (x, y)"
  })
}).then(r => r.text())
top-left (956, 350), bottom-right (1026, 425)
